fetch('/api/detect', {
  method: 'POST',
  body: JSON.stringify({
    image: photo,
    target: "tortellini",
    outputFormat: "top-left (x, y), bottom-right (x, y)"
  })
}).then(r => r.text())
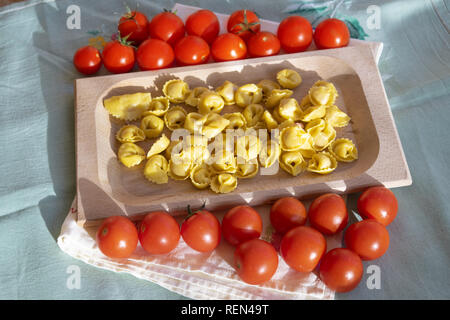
top-left (328, 138), bottom-right (358, 162)
top-left (163, 79), bottom-right (190, 103)
top-left (190, 164), bottom-right (212, 189)
top-left (147, 134), bottom-right (170, 158)
top-left (264, 89), bottom-right (293, 109)
top-left (185, 87), bottom-right (210, 107)
top-left (324, 105), bottom-right (350, 128)
top-left (307, 152), bottom-right (337, 174)
top-left (164, 106), bottom-right (187, 131)
top-left (143, 96), bottom-right (170, 116)
top-left (235, 84), bottom-right (263, 107)
top-left (118, 142), bottom-right (146, 168)
top-left (116, 125), bottom-right (146, 143)
top-left (243, 103), bottom-right (265, 128)
top-left (279, 151), bottom-right (307, 176)
top-left (257, 79), bottom-right (280, 97)
top-left (224, 112), bottom-right (247, 130)
top-left (198, 91), bottom-right (225, 114)
top-left (216, 80), bottom-right (237, 105)
top-left (276, 98), bottom-right (303, 121)
top-left (104, 92), bottom-right (151, 121)
top-left (305, 119), bottom-right (336, 151)
top-left (277, 69), bottom-right (302, 89)
top-left (210, 173), bottom-right (238, 194)
top-left (144, 155), bottom-right (169, 184)
top-left (107, 71), bottom-right (357, 194)
top-left (236, 158), bottom-right (259, 179)
top-left (141, 114), bottom-right (164, 138)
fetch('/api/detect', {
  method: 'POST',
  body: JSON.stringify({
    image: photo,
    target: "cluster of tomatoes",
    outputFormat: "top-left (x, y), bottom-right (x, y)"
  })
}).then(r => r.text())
top-left (96, 186), bottom-right (397, 293)
top-left (73, 8), bottom-right (351, 75)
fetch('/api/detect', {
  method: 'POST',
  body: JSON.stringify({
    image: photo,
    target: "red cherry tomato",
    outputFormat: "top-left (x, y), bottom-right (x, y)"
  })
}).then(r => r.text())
top-left (345, 219), bottom-right (390, 260)
top-left (148, 11), bottom-right (185, 47)
top-left (181, 209), bottom-right (221, 252)
top-left (234, 239), bottom-right (278, 285)
top-left (211, 33), bottom-right (247, 62)
top-left (174, 35), bottom-right (210, 66)
top-left (280, 226), bottom-right (326, 272)
top-left (357, 186), bottom-right (398, 226)
top-left (136, 38), bottom-right (174, 70)
top-left (102, 40), bottom-right (135, 73)
top-left (247, 31), bottom-right (280, 58)
top-left (185, 9), bottom-right (220, 44)
top-left (118, 10), bottom-right (148, 45)
top-left (222, 205), bottom-right (262, 246)
top-left (270, 197), bottom-right (307, 234)
top-left (73, 46), bottom-right (102, 75)
top-left (308, 193), bottom-right (348, 235)
top-left (138, 211), bottom-right (180, 255)
top-left (319, 248), bottom-right (363, 292)
top-left (96, 216), bottom-right (138, 259)
top-left (227, 9), bottom-right (261, 42)
top-left (313, 18), bottom-right (350, 49)
top-left (277, 16), bottom-right (313, 53)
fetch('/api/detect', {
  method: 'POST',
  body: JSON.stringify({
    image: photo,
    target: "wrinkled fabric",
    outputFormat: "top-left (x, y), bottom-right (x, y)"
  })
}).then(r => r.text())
top-left (0, 0), bottom-right (449, 300)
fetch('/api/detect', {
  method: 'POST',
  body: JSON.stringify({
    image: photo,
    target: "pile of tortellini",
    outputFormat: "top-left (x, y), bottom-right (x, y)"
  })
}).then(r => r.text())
top-left (103, 68), bottom-right (358, 194)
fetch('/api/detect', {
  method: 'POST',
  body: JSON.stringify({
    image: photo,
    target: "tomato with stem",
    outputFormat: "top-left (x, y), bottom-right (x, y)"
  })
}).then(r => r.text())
top-left (118, 9), bottom-right (148, 45)
top-left (102, 34), bottom-right (135, 73)
top-left (227, 9), bottom-right (261, 42)
top-left (181, 205), bottom-right (221, 252)
top-left (96, 216), bottom-right (138, 258)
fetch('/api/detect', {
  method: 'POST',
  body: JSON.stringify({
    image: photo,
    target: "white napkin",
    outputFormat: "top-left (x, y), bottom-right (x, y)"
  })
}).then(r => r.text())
top-left (58, 198), bottom-right (340, 300)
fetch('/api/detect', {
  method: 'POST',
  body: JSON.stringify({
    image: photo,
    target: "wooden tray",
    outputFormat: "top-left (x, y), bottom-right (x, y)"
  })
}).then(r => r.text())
top-left (75, 45), bottom-right (411, 225)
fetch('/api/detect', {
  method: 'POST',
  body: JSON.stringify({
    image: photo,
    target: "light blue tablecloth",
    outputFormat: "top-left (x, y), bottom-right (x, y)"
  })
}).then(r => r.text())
top-left (0, 0), bottom-right (449, 299)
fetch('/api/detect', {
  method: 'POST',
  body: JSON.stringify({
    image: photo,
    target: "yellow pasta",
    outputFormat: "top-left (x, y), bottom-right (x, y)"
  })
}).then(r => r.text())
top-left (236, 157), bottom-right (259, 179)
top-left (224, 112), bottom-right (247, 130)
top-left (276, 69), bottom-right (302, 89)
top-left (210, 173), bottom-right (238, 194)
top-left (235, 84), bottom-right (263, 107)
top-left (328, 138), bottom-right (358, 162)
top-left (262, 110), bottom-right (278, 130)
top-left (143, 96), bottom-right (170, 117)
top-left (199, 112), bottom-right (230, 139)
top-left (185, 87), bottom-right (210, 107)
top-left (307, 152), bottom-right (337, 174)
top-left (141, 114), bottom-right (164, 138)
top-left (118, 142), bottom-right (146, 168)
top-left (324, 105), bottom-right (351, 128)
top-left (259, 139), bottom-right (281, 168)
top-left (299, 104), bottom-right (327, 122)
top-left (198, 91), bottom-right (225, 114)
top-left (147, 134), bottom-right (170, 158)
top-left (279, 126), bottom-right (309, 152)
top-left (235, 134), bottom-right (261, 161)
top-left (209, 149), bottom-right (237, 174)
top-left (116, 125), bottom-right (146, 143)
top-left (144, 154), bottom-right (169, 184)
top-left (216, 80), bottom-right (237, 105)
top-left (279, 151), bottom-right (307, 176)
top-left (257, 79), bottom-right (280, 96)
top-left (243, 103), bottom-right (265, 128)
top-left (163, 79), bottom-right (190, 103)
top-left (184, 112), bottom-right (204, 134)
top-left (164, 106), bottom-right (187, 131)
top-left (305, 119), bottom-right (337, 151)
top-left (190, 163), bottom-right (212, 189)
top-left (310, 80), bottom-right (338, 106)
top-left (276, 98), bottom-right (303, 121)
top-left (104, 92), bottom-right (151, 121)
top-left (264, 89), bottom-right (293, 109)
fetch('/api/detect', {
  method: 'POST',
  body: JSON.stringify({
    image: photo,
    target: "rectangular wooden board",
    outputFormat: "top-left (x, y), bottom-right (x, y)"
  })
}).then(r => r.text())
top-left (75, 45), bottom-right (411, 225)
